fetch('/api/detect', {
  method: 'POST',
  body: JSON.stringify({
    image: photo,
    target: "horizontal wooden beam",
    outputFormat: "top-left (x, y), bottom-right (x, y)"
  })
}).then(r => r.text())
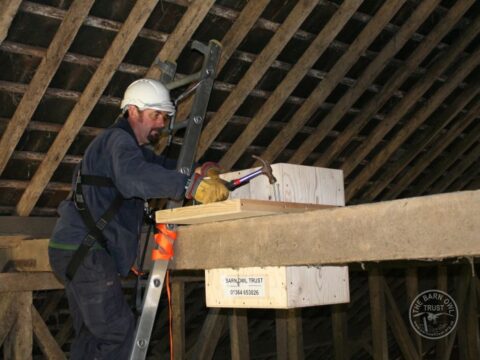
top-left (0, 272), bottom-right (63, 292)
top-left (171, 190), bottom-right (480, 269)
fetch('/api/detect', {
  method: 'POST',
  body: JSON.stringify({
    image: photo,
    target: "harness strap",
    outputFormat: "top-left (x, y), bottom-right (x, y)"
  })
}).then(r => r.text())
top-left (66, 165), bottom-right (123, 281)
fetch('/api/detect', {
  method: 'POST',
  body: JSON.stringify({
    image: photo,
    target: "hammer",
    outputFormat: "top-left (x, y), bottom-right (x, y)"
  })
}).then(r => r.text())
top-left (224, 155), bottom-right (277, 191)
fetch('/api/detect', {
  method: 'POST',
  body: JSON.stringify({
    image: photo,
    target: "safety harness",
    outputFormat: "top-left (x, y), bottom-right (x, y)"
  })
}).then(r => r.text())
top-left (65, 163), bottom-right (123, 281)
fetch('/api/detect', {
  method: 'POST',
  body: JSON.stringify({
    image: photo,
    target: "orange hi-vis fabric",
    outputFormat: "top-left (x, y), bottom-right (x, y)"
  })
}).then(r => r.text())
top-left (152, 223), bottom-right (177, 260)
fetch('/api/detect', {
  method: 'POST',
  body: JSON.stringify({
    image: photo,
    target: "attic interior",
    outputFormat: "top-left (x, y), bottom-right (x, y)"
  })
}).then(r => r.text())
top-left (0, 0), bottom-right (479, 359)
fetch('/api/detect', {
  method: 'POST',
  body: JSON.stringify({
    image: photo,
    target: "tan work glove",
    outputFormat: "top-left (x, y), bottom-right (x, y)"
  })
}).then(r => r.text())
top-left (186, 162), bottom-right (228, 204)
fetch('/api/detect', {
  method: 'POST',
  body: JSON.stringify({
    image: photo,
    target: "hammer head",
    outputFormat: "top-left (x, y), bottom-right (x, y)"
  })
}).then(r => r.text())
top-left (252, 155), bottom-right (277, 184)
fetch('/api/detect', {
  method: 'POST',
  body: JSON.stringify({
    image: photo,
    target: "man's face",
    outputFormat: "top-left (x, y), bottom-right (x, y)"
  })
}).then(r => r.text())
top-left (131, 107), bottom-right (169, 145)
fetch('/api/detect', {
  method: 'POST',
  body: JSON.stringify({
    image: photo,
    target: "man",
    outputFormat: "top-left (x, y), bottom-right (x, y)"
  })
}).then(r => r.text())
top-left (48, 78), bottom-right (228, 359)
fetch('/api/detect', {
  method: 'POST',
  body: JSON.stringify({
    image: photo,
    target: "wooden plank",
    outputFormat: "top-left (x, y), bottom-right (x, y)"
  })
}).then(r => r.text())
top-left (0, 0), bottom-right (22, 43)
top-left (386, 101), bottom-right (480, 199)
top-left (229, 309), bottom-right (250, 360)
top-left (195, 0), bottom-right (318, 159)
top-left (317, 0), bottom-right (476, 171)
top-left (276, 310), bottom-right (288, 360)
top-left (257, 0), bottom-right (406, 166)
top-left (429, 142), bottom-right (480, 194)
top-left (0, 292), bottom-right (17, 346)
top-left (293, 0), bottom-right (441, 166)
top-left (369, 268), bottom-right (388, 360)
top-left (145, 0), bottom-right (215, 80)
top-left (275, 309), bottom-right (304, 360)
top-left (405, 267), bottom-right (422, 356)
top-left (361, 75), bottom-right (480, 201)
top-left (170, 190), bottom-right (480, 269)
top-left (448, 158), bottom-right (480, 192)
top-left (0, 235), bottom-right (25, 248)
top-left (342, 9), bottom-right (480, 179)
top-left (346, 46), bottom-right (480, 201)
top-left (32, 306), bottom-right (66, 360)
top-left (166, 0), bottom-right (270, 138)
top-left (0, 238), bottom-right (51, 272)
top-left (15, 0), bottom-right (160, 216)
top-left (190, 308), bottom-right (227, 360)
top-left (172, 281), bottom-right (185, 360)
top-left (331, 304), bottom-right (349, 360)
top-left (383, 278), bottom-right (419, 360)
top-left (0, 216), bottom-right (57, 238)
top-left (0, 0), bottom-right (95, 175)
top-left (436, 265), bottom-right (448, 359)
top-left (0, 272), bottom-right (63, 292)
top-left (4, 292), bottom-right (33, 360)
top-left (219, 0), bottom-right (363, 169)
top-left (155, 199), bottom-right (332, 225)
top-left (54, 316), bottom-right (73, 347)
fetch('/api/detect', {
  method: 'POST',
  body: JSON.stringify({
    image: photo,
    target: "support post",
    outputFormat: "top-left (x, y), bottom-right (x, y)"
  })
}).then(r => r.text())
top-left (369, 267), bottom-right (388, 360)
top-left (172, 281), bottom-right (185, 360)
top-left (3, 291), bottom-right (33, 360)
top-left (275, 309), bottom-right (304, 360)
top-left (229, 308), bottom-right (250, 360)
top-left (332, 304), bottom-right (349, 360)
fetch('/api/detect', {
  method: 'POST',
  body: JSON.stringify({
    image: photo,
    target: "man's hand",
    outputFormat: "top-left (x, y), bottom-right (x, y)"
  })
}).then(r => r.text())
top-left (186, 175), bottom-right (229, 204)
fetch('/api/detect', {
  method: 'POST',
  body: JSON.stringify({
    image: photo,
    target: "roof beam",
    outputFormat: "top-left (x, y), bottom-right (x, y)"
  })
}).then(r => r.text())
top-left (345, 47), bottom-right (480, 201)
top-left (195, 0), bottom-right (319, 159)
top-left (256, 0), bottom-right (406, 166)
top-left (156, 0), bottom-right (270, 154)
top-left (410, 121), bottom-right (480, 196)
top-left (170, 190), bottom-right (480, 269)
top-left (145, 0), bottom-right (215, 79)
top-left (342, 9), bottom-right (480, 180)
top-left (0, 0), bottom-right (95, 175)
top-left (0, 0), bottom-right (22, 43)
top-left (218, 0), bottom-right (362, 169)
top-left (384, 99), bottom-right (480, 200)
top-left (363, 81), bottom-right (480, 201)
top-left (429, 142), bottom-right (480, 194)
top-left (316, 0), bottom-right (476, 169)
top-left (15, 0), bottom-right (160, 216)
top-left (289, 0), bottom-right (441, 165)
top-left (447, 159), bottom-right (480, 193)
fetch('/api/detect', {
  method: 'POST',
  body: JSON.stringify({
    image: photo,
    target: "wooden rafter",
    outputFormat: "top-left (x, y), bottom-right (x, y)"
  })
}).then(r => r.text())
top-left (219, 0), bottom-right (362, 169)
top-left (32, 306), bottom-right (66, 360)
top-left (145, 0), bottom-right (215, 80)
top-left (0, 0), bottom-right (22, 44)
top-left (288, 0), bottom-right (441, 165)
top-left (385, 99), bottom-right (480, 199)
top-left (315, 0), bottom-right (476, 170)
top-left (429, 142), bottom-right (480, 194)
top-left (342, 8), bottom-right (480, 180)
top-left (256, 0), bottom-right (407, 167)
top-left (408, 120), bottom-right (480, 196)
top-left (195, 0), bottom-right (319, 160)
top-left (14, 0), bottom-right (160, 216)
top-left (345, 46), bottom-right (480, 201)
top-left (449, 159), bottom-right (480, 192)
top-left (156, 0), bottom-right (270, 154)
top-left (363, 79), bottom-right (480, 201)
top-left (0, 0), bottom-right (95, 175)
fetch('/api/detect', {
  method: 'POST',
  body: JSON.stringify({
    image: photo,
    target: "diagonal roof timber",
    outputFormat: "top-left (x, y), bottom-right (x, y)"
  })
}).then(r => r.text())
top-left (448, 159), bottom-right (480, 193)
top-left (411, 121), bottom-right (480, 197)
top-left (145, 0), bottom-right (215, 80)
top-left (314, 0), bottom-right (476, 169)
top-left (288, 0), bottom-right (441, 165)
top-left (0, 0), bottom-right (22, 44)
top-left (345, 46), bottom-right (480, 202)
top-left (155, 0), bottom-right (270, 155)
top-left (218, 0), bottom-right (363, 170)
top-left (15, 0), bottom-right (161, 216)
top-left (195, 0), bottom-right (319, 160)
top-left (362, 79), bottom-right (480, 201)
top-left (387, 102), bottom-right (480, 200)
top-left (341, 7), bottom-right (480, 180)
top-left (430, 142), bottom-right (480, 194)
top-left (255, 0), bottom-right (406, 167)
top-left (0, 0), bottom-right (95, 175)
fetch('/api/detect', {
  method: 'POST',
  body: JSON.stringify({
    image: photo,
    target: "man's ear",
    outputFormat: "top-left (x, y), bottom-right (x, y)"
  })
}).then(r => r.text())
top-left (127, 105), bottom-right (139, 120)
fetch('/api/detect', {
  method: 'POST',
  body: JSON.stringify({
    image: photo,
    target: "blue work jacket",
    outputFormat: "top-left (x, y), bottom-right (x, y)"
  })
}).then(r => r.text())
top-left (50, 117), bottom-right (188, 276)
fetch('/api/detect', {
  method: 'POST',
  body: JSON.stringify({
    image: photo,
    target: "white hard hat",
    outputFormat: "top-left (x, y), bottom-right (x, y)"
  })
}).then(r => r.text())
top-left (120, 78), bottom-right (175, 116)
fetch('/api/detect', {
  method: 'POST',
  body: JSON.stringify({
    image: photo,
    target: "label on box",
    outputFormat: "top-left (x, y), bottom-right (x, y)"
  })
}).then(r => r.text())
top-left (222, 275), bottom-right (266, 298)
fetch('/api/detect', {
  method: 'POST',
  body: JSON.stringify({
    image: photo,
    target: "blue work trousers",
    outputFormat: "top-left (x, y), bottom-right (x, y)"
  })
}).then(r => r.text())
top-left (48, 248), bottom-right (135, 360)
